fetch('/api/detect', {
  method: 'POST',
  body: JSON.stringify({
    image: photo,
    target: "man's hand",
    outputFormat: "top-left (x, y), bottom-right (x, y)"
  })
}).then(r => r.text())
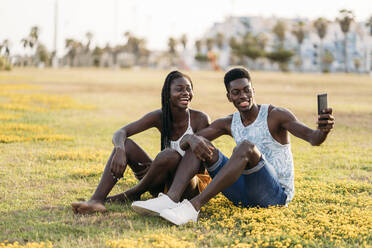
top-left (110, 147), bottom-right (127, 180)
top-left (186, 135), bottom-right (215, 162)
top-left (317, 108), bottom-right (335, 133)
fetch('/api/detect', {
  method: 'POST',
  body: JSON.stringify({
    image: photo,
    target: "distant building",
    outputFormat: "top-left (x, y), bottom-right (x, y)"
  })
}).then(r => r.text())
top-left (197, 16), bottom-right (371, 73)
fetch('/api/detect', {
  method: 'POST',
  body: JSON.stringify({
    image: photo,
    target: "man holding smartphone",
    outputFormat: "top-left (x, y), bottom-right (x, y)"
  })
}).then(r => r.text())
top-left (131, 67), bottom-right (335, 225)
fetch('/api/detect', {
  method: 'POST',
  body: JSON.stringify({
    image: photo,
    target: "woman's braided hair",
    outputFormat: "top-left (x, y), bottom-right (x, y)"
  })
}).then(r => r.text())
top-left (161, 71), bottom-right (193, 150)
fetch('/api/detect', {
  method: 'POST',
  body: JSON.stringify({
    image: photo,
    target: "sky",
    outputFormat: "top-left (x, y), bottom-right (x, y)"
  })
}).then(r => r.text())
top-left (1, 0), bottom-right (371, 56)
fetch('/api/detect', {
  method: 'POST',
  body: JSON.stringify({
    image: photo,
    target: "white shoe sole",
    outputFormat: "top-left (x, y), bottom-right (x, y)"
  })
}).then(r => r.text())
top-left (131, 203), bottom-right (160, 216)
top-left (160, 211), bottom-right (182, 225)
top-left (160, 210), bottom-right (197, 226)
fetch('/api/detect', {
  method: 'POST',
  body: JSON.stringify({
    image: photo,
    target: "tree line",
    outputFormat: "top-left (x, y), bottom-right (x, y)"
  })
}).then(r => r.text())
top-left (1, 9), bottom-right (372, 72)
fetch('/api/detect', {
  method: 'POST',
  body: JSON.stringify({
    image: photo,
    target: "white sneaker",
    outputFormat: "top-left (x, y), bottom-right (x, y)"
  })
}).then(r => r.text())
top-left (131, 193), bottom-right (178, 216)
top-left (160, 199), bottom-right (199, 225)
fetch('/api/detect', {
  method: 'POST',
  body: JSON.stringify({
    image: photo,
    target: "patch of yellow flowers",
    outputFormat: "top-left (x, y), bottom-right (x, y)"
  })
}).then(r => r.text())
top-left (106, 234), bottom-right (195, 248)
top-left (192, 175), bottom-right (372, 247)
top-left (48, 150), bottom-right (108, 162)
top-left (104, 175), bottom-right (370, 247)
top-left (0, 83), bottom-right (89, 143)
top-left (0, 113), bottom-right (21, 120)
top-left (0, 241), bottom-right (52, 248)
top-left (0, 84), bottom-right (94, 112)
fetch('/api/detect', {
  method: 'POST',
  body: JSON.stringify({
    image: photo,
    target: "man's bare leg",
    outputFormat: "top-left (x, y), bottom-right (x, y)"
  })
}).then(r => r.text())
top-left (166, 148), bottom-right (218, 203)
top-left (190, 140), bottom-right (261, 211)
top-left (71, 139), bottom-right (152, 214)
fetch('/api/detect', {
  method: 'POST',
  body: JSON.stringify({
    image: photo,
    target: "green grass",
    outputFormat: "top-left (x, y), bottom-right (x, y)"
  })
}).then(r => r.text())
top-left (0, 68), bottom-right (371, 248)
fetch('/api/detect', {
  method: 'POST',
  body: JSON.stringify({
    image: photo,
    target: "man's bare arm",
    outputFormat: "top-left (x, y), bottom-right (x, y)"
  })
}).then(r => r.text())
top-left (180, 117), bottom-right (231, 161)
top-left (280, 107), bottom-right (334, 146)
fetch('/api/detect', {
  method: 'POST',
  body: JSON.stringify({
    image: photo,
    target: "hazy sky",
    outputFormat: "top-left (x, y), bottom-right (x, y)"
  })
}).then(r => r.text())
top-left (1, 0), bottom-right (371, 56)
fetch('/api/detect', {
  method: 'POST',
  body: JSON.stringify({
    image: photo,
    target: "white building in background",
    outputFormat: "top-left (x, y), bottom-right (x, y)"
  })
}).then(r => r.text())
top-left (196, 16), bottom-right (372, 73)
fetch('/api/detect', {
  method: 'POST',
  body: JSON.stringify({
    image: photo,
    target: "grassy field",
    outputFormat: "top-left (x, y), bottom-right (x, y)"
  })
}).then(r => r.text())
top-left (0, 68), bottom-right (371, 248)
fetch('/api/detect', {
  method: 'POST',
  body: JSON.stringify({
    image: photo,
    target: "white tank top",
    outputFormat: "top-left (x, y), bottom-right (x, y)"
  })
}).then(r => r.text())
top-left (231, 104), bottom-right (294, 203)
top-left (170, 110), bottom-right (194, 156)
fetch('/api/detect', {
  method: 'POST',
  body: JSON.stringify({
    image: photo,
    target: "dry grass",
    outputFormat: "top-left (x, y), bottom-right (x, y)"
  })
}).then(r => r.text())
top-left (0, 68), bottom-right (371, 248)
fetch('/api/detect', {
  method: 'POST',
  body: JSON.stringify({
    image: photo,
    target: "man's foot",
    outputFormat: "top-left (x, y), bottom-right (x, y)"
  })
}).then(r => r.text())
top-left (131, 193), bottom-right (178, 216)
top-left (105, 192), bottom-right (139, 204)
top-left (71, 200), bottom-right (107, 214)
top-left (160, 199), bottom-right (199, 225)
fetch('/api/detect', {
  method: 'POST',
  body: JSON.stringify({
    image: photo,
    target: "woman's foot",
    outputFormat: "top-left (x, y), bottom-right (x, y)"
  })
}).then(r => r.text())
top-left (105, 192), bottom-right (139, 204)
top-left (71, 200), bottom-right (107, 214)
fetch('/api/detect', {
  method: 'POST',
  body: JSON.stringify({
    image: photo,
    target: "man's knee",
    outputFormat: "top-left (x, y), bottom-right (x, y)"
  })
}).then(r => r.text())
top-left (234, 140), bottom-right (260, 162)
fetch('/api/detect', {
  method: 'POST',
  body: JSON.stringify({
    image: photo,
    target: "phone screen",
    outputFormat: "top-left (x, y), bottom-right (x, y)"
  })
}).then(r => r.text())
top-left (317, 93), bottom-right (328, 127)
top-left (317, 93), bottom-right (328, 115)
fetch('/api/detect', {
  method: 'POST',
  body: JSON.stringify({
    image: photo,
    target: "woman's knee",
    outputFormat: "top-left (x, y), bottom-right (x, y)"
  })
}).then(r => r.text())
top-left (153, 148), bottom-right (181, 168)
top-left (124, 138), bottom-right (136, 152)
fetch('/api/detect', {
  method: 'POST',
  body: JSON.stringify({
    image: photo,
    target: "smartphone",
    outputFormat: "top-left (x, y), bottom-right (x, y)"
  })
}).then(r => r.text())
top-left (317, 93), bottom-right (328, 127)
top-left (317, 93), bottom-right (328, 115)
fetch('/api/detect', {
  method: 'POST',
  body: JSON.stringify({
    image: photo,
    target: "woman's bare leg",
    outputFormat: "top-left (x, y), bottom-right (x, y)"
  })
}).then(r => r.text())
top-left (118, 149), bottom-right (200, 203)
top-left (124, 149), bottom-right (181, 199)
top-left (71, 139), bottom-right (152, 214)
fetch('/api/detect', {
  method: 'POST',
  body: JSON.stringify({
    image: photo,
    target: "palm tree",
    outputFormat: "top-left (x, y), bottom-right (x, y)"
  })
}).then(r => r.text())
top-left (180, 34), bottom-right (187, 50)
top-left (337, 9), bottom-right (354, 72)
top-left (85, 32), bottom-right (93, 51)
top-left (168, 37), bottom-right (177, 55)
top-left (272, 20), bottom-right (286, 48)
top-left (0, 40), bottom-right (11, 70)
top-left (313, 18), bottom-right (329, 72)
top-left (271, 20), bottom-right (293, 71)
top-left (29, 26), bottom-right (39, 48)
top-left (65, 38), bottom-right (78, 67)
top-left (292, 21), bottom-right (306, 71)
top-left (20, 27), bottom-right (38, 52)
top-left (168, 37), bottom-right (177, 66)
top-left (0, 40), bottom-right (10, 57)
top-left (365, 15), bottom-right (372, 73)
top-left (92, 46), bottom-right (103, 67)
top-left (123, 32), bottom-right (149, 66)
top-left (20, 26), bottom-right (40, 66)
top-left (240, 33), bottom-right (262, 69)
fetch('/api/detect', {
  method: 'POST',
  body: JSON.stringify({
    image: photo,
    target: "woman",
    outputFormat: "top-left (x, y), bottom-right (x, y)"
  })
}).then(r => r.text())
top-left (71, 71), bottom-right (211, 214)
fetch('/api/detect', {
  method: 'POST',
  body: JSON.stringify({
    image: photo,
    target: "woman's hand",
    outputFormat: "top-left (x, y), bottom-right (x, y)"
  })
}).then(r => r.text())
top-left (110, 147), bottom-right (127, 180)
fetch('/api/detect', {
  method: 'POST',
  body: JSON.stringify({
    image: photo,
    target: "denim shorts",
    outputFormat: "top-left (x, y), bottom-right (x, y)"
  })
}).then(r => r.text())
top-left (207, 150), bottom-right (287, 208)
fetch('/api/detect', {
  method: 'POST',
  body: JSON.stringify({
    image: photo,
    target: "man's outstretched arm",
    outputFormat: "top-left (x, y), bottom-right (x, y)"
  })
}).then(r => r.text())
top-left (279, 107), bottom-right (335, 146)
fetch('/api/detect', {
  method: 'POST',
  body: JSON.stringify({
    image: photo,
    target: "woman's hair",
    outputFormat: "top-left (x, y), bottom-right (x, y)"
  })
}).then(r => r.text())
top-left (161, 70), bottom-right (193, 150)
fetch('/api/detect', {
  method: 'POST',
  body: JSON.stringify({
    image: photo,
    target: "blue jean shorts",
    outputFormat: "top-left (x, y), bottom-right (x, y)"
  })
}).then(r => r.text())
top-left (207, 150), bottom-right (287, 208)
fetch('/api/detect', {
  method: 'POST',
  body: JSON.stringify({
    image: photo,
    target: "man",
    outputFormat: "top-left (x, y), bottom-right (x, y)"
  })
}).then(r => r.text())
top-left (131, 67), bottom-right (335, 225)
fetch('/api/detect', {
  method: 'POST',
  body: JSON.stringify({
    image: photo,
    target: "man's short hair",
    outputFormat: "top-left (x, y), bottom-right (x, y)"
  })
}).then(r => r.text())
top-left (224, 67), bottom-right (252, 91)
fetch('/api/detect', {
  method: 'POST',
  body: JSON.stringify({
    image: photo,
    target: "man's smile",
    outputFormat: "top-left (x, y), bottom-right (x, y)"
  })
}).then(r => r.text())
top-left (238, 100), bottom-right (250, 107)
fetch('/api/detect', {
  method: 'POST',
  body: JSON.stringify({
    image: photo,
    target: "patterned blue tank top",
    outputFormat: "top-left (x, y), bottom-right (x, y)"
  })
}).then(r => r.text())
top-left (231, 104), bottom-right (294, 203)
